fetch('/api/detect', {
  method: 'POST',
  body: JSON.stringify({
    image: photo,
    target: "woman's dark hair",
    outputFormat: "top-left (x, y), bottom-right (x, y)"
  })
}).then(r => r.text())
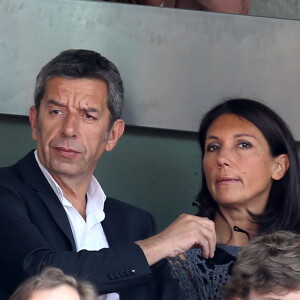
top-left (195, 98), bottom-right (300, 234)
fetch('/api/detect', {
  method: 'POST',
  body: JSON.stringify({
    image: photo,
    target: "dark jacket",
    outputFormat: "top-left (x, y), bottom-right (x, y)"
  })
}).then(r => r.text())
top-left (0, 151), bottom-right (183, 300)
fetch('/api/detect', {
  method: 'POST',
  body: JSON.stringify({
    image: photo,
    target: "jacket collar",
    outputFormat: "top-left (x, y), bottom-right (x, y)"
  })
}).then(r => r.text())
top-left (17, 150), bottom-right (76, 250)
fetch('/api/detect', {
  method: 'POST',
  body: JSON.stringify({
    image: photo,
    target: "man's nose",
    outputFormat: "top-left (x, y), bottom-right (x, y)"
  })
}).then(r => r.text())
top-left (62, 113), bottom-right (78, 138)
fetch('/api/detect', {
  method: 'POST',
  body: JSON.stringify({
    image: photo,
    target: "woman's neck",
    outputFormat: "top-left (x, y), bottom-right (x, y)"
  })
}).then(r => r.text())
top-left (214, 208), bottom-right (259, 247)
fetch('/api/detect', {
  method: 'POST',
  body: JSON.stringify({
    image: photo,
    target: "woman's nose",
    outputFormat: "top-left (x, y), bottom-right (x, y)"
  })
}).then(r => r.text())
top-left (217, 148), bottom-right (231, 168)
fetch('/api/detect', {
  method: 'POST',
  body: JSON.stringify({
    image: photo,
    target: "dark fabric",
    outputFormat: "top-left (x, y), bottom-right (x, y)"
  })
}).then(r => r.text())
top-left (0, 150), bottom-right (184, 300)
top-left (168, 244), bottom-right (242, 300)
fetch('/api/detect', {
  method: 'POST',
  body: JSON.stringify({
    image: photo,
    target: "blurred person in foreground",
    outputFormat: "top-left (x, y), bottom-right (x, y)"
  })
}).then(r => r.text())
top-left (223, 230), bottom-right (300, 300)
top-left (9, 267), bottom-right (97, 300)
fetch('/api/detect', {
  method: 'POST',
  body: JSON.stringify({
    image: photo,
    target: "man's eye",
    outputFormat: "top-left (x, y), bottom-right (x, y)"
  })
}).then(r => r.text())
top-left (50, 109), bottom-right (62, 115)
top-left (85, 113), bottom-right (96, 120)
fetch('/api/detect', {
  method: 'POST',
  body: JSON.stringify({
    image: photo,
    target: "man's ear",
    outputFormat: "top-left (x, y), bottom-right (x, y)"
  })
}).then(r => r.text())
top-left (272, 154), bottom-right (290, 180)
top-left (105, 119), bottom-right (125, 152)
top-left (29, 106), bottom-right (38, 141)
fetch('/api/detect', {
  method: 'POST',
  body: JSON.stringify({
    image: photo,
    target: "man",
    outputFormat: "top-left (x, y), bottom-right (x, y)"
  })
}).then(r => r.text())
top-left (223, 231), bottom-right (300, 300)
top-left (0, 49), bottom-right (215, 299)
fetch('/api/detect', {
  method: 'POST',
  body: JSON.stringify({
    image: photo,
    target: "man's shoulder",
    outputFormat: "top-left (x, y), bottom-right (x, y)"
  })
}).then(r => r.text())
top-left (0, 161), bottom-right (21, 182)
top-left (0, 150), bottom-right (36, 182)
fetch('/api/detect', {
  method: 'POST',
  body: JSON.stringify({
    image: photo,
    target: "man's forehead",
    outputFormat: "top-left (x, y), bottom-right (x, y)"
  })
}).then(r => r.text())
top-left (44, 76), bottom-right (108, 90)
top-left (42, 77), bottom-right (108, 105)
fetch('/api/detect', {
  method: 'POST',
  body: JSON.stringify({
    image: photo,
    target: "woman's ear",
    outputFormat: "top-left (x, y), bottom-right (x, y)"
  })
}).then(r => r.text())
top-left (272, 154), bottom-right (290, 180)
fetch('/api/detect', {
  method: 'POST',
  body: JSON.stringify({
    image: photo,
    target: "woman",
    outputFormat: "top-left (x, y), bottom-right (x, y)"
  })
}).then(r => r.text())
top-left (168, 98), bottom-right (300, 300)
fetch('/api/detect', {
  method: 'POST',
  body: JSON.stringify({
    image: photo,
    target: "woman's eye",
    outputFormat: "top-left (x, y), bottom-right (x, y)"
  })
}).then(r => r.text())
top-left (206, 144), bottom-right (219, 152)
top-left (238, 142), bottom-right (252, 148)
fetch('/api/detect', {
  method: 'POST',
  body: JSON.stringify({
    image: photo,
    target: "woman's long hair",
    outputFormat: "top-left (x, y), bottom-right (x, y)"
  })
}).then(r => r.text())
top-left (195, 98), bottom-right (300, 234)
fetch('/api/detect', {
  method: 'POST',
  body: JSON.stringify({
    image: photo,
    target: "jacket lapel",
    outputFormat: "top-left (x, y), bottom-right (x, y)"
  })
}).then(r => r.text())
top-left (17, 151), bottom-right (76, 250)
top-left (102, 201), bottom-right (122, 246)
top-left (102, 199), bottom-right (133, 247)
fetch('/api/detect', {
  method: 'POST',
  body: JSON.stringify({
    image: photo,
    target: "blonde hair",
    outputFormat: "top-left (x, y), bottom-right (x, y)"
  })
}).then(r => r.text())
top-left (9, 267), bottom-right (98, 300)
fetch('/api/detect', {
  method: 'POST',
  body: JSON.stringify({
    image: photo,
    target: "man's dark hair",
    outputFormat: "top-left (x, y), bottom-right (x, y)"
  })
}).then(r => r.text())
top-left (34, 49), bottom-right (124, 126)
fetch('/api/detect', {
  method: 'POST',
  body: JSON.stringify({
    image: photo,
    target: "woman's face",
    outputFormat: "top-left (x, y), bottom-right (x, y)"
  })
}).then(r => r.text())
top-left (203, 113), bottom-right (283, 212)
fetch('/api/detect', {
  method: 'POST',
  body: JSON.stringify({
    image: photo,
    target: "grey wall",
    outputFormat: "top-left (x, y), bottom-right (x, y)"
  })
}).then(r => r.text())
top-left (1, 0), bottom-right (300, 140)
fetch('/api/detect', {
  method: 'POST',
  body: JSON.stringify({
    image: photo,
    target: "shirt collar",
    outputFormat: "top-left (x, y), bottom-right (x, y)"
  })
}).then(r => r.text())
top-left (34, 150), bottom-right (106, 221)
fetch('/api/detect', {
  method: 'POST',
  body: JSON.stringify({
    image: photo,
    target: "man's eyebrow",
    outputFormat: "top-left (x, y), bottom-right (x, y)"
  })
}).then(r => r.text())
top-left (46, 99), bottom-right (65, 107)
top-left (83, 107), bottom-right (99, 113)
top-left (46, 99), bottom-right (100, 113)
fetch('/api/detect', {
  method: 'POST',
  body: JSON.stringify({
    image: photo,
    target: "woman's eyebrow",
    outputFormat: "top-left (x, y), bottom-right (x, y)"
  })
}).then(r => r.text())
top-left (233, 133), bottom-right (257, 140)
top-left (205, 133), bottom-right (256, 140)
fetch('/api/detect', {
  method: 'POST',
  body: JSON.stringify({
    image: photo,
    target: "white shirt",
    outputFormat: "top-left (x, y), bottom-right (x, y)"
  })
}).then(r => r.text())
top-left (35, 151), bottom-right (119, 300)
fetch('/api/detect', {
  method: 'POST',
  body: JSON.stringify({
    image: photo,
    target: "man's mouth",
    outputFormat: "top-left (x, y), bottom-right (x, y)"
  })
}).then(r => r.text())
top-left (54, 147), bottom-right (80, 157)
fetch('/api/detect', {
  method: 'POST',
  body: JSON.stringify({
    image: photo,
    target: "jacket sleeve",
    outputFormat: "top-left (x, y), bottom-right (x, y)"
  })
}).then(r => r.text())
top-left (0, 180), bottom-right (154, 296)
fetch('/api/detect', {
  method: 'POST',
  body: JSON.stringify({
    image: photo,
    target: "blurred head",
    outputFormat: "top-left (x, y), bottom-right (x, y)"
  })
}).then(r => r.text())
top-left (222, 231), bottom-right (300, 300)
top-left (34, 49), bottom-right (124, 126)
top-left (9, 267), bottom-right (98, 300)
top-left (195, 98), bottom-right (300, 233)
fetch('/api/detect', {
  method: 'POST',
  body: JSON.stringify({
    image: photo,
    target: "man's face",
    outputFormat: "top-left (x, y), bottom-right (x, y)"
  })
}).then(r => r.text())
top-left (30, 77), bottom-right (124, 183)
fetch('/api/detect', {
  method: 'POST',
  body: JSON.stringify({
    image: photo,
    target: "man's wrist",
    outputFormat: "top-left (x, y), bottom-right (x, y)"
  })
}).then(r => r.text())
top-left (135, 234), bottom-right (168, 266)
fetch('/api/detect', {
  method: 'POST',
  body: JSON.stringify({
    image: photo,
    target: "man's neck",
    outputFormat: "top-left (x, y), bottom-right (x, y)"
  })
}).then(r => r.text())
top-left (51, 173), bottom-right (90, 220)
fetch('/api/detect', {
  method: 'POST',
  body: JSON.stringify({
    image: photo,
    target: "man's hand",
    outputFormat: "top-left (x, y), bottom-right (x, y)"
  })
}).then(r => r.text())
top-left (135, 214), bottom-right (216, 266)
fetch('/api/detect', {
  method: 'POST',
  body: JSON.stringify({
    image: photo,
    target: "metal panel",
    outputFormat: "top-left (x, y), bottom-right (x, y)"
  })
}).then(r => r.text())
top-left (0, 0), bottom-right (300, 140)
